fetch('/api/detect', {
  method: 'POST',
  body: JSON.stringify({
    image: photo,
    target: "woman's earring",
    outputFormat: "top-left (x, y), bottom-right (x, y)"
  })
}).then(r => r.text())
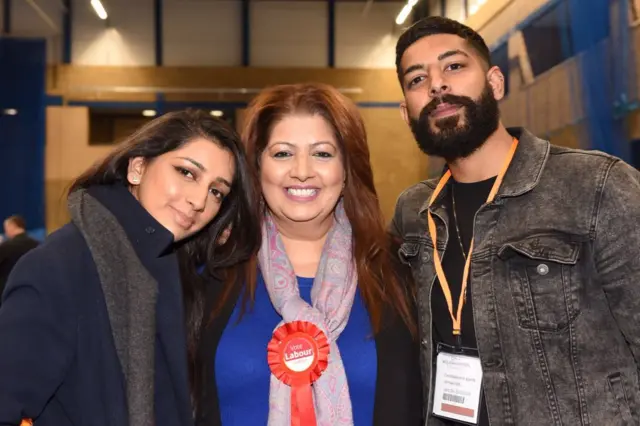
top-left (131, 175), bottom-right (140, 184)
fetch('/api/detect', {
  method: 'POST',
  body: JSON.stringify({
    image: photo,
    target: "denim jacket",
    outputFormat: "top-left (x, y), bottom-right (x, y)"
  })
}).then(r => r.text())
top-left (391, 128), bottom-right (640, 425)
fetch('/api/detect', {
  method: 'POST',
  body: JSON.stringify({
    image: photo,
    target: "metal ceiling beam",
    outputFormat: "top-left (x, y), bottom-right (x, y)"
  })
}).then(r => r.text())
top-left (64, 86), bottom-right (365, 95)
top-left (23, 0), bottom-right (60, 33)
top-left (3, 0), bottom-right (11, 34)
top-left (362, 0), bottom-right (374, 16)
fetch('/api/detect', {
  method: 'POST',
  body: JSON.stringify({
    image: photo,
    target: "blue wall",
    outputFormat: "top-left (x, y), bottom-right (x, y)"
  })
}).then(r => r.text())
top-left (0, 38), bottom-right (47, 239)
top-left (567, 0), bottom-right (629, 161)
top-left (503, 0), bottom-right (634, 160)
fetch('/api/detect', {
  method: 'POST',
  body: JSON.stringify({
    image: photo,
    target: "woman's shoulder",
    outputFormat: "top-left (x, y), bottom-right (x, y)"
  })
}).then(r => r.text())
top-left (10, 223), bottom-right (95, 283)
top-left (31, 223), bottom-right (91, 262)
top-left (3, 223), bottom-right (97, 309)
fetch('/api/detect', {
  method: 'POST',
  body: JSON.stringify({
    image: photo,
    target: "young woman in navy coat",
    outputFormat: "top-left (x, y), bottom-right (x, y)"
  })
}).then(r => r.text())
top-left (0, 110), bottom-right (261, 426)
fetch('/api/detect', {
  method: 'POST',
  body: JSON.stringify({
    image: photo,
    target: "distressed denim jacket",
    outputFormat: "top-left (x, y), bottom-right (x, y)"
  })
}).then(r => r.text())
top-left (391, 128), bottom-right (640, 425)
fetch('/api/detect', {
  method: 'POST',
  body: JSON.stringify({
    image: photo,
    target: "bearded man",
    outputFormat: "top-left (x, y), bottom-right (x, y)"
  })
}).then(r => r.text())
top-left (391, 16), bottom-right (640, 426)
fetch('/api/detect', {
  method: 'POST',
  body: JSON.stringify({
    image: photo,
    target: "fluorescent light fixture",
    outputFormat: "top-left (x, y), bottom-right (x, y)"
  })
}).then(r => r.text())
top-left (210, 110), bottom-right (224, 117)
top-left (2, 108), bottom-right (18, 116)
top-left (142, 109), bottom-right (157, 117)
top-left (469, 0), bottom-right (486, 15)
top-left (91, 0), bottom-right (108, 20)
top-left (395, 4), bottom-right (412, 25)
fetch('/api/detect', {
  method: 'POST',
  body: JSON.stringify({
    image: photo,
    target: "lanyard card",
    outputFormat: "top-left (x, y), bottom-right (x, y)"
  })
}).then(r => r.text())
top-left (432, 343), bottom-right (484, 425)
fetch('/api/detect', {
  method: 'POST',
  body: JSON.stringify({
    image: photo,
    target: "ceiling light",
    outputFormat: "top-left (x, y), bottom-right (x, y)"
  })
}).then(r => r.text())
top-left (142, 109), bottom-right (157, 117)
top-left (395, 4), bottom-right (412, 25)
top-left (2, 108), bottom-right (18, 116)
top-left (91, 0), bottom-right (108, 20)
top-left (210, 110), bottom-right (224, 117)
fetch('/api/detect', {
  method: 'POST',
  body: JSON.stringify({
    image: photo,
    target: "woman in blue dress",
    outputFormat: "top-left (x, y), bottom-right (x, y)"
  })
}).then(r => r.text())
top-left (194, 84), bottom-right (423, 426)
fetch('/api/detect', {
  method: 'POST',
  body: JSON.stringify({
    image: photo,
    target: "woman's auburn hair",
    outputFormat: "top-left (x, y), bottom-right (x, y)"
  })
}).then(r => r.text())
top-left (238, 82), bottom-right (416, 335)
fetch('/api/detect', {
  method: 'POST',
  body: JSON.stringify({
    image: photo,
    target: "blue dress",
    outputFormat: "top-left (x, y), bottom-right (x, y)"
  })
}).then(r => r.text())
top-left (215, 273), bottom-right (378, 425)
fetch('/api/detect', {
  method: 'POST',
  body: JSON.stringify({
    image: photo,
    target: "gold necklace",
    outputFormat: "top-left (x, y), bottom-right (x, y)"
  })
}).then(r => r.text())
top-left (451, 184), bottom-right (468, 261)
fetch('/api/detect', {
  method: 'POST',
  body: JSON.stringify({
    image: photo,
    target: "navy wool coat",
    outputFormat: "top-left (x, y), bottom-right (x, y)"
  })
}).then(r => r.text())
top-left (0, 185), bottom-right (193, 426)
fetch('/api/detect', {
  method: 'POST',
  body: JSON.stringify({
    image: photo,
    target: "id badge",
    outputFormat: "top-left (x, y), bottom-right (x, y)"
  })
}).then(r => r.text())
top-left (432, 343), bottom-right (483, 425)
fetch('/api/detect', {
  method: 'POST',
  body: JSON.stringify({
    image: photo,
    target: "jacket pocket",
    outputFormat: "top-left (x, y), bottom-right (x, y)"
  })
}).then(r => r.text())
top-left (399, 240), bottom-right (421, 265)
top-left (607, 372), bottom-right (635, 425)
top-left (398, 233), bottom-right (433, 266)
top-left (498, 234), bottom-right (581, 332)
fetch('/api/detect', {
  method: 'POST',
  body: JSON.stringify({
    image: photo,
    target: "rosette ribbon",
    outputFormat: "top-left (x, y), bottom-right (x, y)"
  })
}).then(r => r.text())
top-left (267, 320), bottom-right (330, 426)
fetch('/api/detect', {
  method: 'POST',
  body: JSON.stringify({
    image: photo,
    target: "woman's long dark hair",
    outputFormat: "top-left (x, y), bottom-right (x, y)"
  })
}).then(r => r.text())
top-left (68, 109), bottom-right (262, 395)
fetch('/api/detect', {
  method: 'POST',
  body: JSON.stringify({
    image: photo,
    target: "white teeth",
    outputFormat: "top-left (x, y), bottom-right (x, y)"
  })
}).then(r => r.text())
top-left (288, 188), bottom-right (317, 197)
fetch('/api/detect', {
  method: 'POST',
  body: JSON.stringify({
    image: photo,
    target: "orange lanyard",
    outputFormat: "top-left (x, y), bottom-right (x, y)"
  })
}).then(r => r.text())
top-left (427, 138), bottom-right (519, 338)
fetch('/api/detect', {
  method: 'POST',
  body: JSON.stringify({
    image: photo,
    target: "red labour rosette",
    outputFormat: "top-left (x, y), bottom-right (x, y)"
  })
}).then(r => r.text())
top-left (267, 320), bottom-right (330, 426)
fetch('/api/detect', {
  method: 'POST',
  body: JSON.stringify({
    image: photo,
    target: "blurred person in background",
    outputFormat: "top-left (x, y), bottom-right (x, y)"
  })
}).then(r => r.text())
top-left (193, 83), bottom-right (423, 426)
top-left (0, 110), bottom-right (261, 426)
top-left (0, 215), bottom-right (39, 306)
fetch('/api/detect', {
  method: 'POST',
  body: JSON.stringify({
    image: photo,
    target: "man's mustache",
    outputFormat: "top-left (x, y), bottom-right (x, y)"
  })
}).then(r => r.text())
top-left (420, 94), bottom-right (476, 118)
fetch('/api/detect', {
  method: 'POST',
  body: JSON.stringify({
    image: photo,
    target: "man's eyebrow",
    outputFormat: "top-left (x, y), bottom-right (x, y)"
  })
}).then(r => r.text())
top-left (403, 63), bottom-right (426, 77)
top-left (437, 49), bottom-right (469, 61)
top-left (402, 50), bottom-right (469, 79)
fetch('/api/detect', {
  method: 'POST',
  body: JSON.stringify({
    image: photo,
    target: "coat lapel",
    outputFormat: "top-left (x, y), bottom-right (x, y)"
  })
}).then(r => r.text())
top-left (154, 253), bottom-right (192, 426)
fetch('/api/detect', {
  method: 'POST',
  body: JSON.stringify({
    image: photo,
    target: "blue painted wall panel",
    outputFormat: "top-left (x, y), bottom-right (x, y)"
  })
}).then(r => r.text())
top-left (0, 38), bottom-right (46, 233)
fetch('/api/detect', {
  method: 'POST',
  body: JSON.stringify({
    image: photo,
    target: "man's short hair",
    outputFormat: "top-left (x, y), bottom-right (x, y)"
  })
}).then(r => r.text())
top-left (6, 215), bottom-right (26, 230)
top-left (395, 16), bottom-right (492, 84)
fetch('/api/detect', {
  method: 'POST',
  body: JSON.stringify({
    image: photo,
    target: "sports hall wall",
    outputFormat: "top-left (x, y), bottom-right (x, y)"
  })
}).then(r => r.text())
top-left (0, 0), bottom-right (636, 235)
top-left (467, 0), bottom-right (636, 161)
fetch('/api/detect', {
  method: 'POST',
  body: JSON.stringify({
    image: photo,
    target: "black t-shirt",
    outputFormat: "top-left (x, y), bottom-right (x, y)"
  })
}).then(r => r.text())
top-left (431, 176), bottom-right (495, 426)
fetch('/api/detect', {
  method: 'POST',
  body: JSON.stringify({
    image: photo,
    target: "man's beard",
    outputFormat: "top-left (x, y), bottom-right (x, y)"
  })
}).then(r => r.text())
top-left (408, 83), bottom-right (500, 162)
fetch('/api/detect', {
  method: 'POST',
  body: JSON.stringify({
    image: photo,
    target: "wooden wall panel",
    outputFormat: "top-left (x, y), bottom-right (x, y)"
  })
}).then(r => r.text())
top-left (360, 108), bottom-right (429, 222)
top-left (46, 107), bottom-right (112, 180)
top-left (45, 179), bottom-right (72, 233)
top-left (499, 89), bottom-right (526, 129)
top-left (47, 65), bottom-right (405, 103)
top-left (626, 109), bottom-right (640, 140)
top-left (548, 123), bottom-right (585, 150)
top-left (45, 106), bottom-right (112, 232)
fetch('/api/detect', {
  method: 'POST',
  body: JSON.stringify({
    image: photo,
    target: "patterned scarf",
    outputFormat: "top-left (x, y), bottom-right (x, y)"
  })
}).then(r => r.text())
top-left (258, 200), bottom-right (357, 426)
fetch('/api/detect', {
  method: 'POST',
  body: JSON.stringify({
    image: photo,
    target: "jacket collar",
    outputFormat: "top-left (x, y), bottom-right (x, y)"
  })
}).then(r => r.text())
top-left (86, 184), bottom-right (174, 259)
top-left (419, 127), bottom-right (550, 213)
top-left (496, 127), bottom-right (550, 198)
